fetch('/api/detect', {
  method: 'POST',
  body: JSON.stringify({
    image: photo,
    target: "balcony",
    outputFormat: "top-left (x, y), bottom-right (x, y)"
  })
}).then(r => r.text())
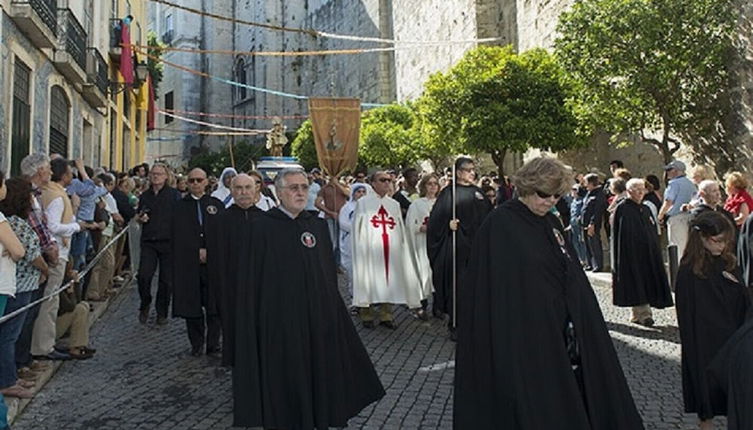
top-left (109, 18), bottom-right (123, 63)
top-left (53, 8), bottom-right (87, 85)
top-left (9, 0), bottom-right (58, 49)
top-left (82, 48), bottom-right (108, 108)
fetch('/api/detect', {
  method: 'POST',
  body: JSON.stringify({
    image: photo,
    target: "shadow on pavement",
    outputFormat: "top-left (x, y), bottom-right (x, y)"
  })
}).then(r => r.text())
top-left (607, 321), bottom-right (681, 345)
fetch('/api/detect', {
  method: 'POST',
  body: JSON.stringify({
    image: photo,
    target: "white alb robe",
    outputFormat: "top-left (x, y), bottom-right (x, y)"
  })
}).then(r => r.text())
top-left (405, 197), bottom-right (435, 298)
top-left (352, 194), bottom-right (422, 308)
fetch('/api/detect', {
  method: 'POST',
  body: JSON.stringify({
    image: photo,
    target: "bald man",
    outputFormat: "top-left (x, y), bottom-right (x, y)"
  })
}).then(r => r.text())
top-left (171, 168), bottom-right (225, 357)
top-left (206, 174), bottom-right (263, 366)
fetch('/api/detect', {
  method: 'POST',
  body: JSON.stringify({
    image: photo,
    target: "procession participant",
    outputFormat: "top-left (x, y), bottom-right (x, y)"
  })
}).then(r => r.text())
top-left (454, 157), bottom-right (644, 430)
top-left (233, 168), bottom-right (385, 429)
top-left (352, 171), bottom-right (423, 329)
top-left (338, 183), bottom-right (368, 298)
top-left (611, 178), bottom-right (674, 327)
top-left (206, 174), bottom-right (262, 366)
top-left (136, 163), bottom-right (180, 325)
top-left (708, 316), bottom-right (753, 430)
top-left (171, 168), bottom-right (223, 357)
top-left (676, 211), bottom-right (750, 430)
top-left (405, 173), bottom-right (440, 318)
top-left (315, 175), bottom-right (349, 264)
top-left (427, 157), bottom-right (492, 337)
top-left (210, 167), bottom-right (237, 208)
top-left (247, 171), bottom-right (276, 211)
top-left (581, 173), bottom-right (607, 271)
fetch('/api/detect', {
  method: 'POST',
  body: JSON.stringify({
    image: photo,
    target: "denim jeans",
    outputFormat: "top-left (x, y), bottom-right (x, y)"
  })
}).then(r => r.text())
top-left (70, 230), bottom-right (91, 272)
top-left (0, 294), bottom-right (9, 430)
top-left (0, 291), bottom-right (32, 389)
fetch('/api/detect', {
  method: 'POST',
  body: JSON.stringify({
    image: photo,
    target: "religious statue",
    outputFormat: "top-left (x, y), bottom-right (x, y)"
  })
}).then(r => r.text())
top-left (266, 117), bottom-right (288, 157)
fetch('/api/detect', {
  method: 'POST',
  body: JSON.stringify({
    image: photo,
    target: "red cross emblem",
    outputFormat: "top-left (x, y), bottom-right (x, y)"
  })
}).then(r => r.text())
top-left (370, 205), bottom-right (396, 281)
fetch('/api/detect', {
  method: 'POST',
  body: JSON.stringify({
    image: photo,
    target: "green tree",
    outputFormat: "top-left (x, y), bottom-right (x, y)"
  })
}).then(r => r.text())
top-left (147, 31), bottom-right (166, 97)
top-left (359, 104), bottom-right (423, 169)
top-left (291, 120), bottom-right (319, 170)
top-left (188, 141), bottom-right (266, 175)
top-left (421, 45), bottom-right (585, 174)
top-left (555, 0), bottom-right (737, 164)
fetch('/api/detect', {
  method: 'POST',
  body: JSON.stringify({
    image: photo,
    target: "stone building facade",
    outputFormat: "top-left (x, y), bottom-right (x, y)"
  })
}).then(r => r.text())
top-left (0, 0), bottom-right (149, 174)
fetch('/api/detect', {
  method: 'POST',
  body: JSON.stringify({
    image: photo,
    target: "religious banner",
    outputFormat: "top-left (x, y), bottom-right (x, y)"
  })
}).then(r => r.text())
top-left (308, 97), bottom-right (361, 177)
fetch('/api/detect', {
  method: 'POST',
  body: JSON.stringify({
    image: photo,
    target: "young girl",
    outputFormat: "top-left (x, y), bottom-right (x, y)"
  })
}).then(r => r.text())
top-left (676, 210), bottom-right (751, 430)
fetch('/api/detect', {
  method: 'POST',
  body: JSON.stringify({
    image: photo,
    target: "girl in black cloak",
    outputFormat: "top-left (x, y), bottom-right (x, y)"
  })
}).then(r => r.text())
top-left (676, 211), bottom-right (751, 430)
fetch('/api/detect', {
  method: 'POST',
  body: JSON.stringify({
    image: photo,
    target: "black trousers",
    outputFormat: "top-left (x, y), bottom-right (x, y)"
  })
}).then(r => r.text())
top-left (584, 229), bottom-right (604, 271)
top-left (15, 286), bottom-right (45, 367)
top-left (185, 266), bottom-right (221, 352)
top-left (137, 240), bottom-right (172, 317)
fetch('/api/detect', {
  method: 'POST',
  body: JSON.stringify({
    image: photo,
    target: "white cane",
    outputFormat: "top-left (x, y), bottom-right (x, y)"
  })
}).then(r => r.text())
top-left (452, 162), bottom-right (457, 329)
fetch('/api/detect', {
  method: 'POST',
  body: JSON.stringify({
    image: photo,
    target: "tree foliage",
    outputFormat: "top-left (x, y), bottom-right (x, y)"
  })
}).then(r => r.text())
top-left (555, 0), bottom-right (737, 163)
top-left (420, 45), bottom-right (585, 174)
top-left (359, 104), bottom-right (423, 169)
top-left (188, 141), bottom-right (266, 176)
top-left (291, 120), bottom-right (319, 170)
top-left (147, 31), bottom-right (166, 97)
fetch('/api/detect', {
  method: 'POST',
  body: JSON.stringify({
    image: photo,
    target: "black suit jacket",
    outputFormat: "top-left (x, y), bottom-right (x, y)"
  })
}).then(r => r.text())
top-left (582, 187), bottom-right (607, 230)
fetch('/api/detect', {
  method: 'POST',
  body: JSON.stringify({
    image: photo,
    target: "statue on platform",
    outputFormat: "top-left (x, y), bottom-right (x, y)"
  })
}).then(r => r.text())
top-left (266, 117), bottom-right (288, 157)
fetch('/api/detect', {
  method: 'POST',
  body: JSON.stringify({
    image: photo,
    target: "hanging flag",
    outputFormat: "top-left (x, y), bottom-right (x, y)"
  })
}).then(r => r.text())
top-left (147, 75), bottom-right (156, 131)
top-left (119, 20), bottom-right (134, 85)
top-left (308, 98), bottom-right (360, 177)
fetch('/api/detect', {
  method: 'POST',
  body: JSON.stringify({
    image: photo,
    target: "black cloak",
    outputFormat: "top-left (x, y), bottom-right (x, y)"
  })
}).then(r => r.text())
top-left (171, 194), bottom-right (224, 319)
top-left (205, 204), bottom-right (261, 366)
top-left (427, 183), bottom-right (492, 316)
top-left (708, 315), bottom-right (753, 430)
top-left (454, 199), bottom-right (644, 429)
top-left (612, 199), bottom-right (674, 308)
top-left (233, 208), bottom-right (385, 429)
top-left (675, 260), bottom-right (750, 420)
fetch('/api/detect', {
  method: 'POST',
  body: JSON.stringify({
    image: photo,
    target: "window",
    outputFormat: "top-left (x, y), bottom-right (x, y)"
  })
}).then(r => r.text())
top-left (85, 0), bottom-right (94, 45)
top-left (49, 86), bottom-right (70, 157)
top-left (163, 14), bottom-right (174, 44)
top-left (82, 120), bottom-right (93, 166)
top-left (235, 58), bottom-right (247, 100)
top-left (164, 91), bottom-right (174, 123)
top-left (11, 59), bottom-right (31, 176)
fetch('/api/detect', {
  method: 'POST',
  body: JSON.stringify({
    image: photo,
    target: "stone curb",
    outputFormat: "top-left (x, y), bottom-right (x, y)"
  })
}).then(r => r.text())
top-left (6, 277), bottom-right (133, 425)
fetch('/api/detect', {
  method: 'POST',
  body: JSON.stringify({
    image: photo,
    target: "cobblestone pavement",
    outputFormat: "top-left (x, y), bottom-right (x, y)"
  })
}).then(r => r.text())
top-left (13, 275), bottom-right (724, 429)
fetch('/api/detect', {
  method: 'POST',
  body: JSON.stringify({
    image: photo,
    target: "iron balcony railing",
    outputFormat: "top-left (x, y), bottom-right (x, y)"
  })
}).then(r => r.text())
top-left (13, 0), bottom-right (58, 36)
top-left (87, 48), bottom-right (108, 94)
top-left (110, 18), bottom-right (123, 49)
top-left (59, 8), bottom-right (87, 71)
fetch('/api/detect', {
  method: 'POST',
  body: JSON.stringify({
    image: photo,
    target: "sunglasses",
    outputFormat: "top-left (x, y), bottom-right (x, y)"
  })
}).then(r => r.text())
top-left (535, 190), bottom-right (561, 199)
top-left (187, 178), bottom-right (205, 183)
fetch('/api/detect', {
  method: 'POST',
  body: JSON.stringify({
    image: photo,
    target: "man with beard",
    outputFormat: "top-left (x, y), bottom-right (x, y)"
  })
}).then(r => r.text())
top-left (611, 178), bottom-right (674, 326)
top-left (206, 174), bottom-right (262, 366)
top-left (171, 168), bottom-right (223, 357)
top-left (427, 157), bottom-right (492, 340)
top-left (233, 168), bottom-right (384, 429)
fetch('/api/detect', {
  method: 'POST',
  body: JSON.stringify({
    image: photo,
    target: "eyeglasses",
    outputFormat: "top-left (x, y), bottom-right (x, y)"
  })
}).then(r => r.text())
top-left (377, 177), bottom-right (392, 183)
top-left (282, 184), bottom-right (309, 192)
top-left (187, 178), bottom-right (205, 183)
top-left (426, 181), bottom-right (439, 186)
top-left (535, 190), bottom-right (561, 199)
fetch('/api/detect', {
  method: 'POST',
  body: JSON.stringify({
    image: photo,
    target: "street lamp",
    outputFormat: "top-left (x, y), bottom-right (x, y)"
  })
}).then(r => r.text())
top-left (109, 62), bottom-right (149, 95)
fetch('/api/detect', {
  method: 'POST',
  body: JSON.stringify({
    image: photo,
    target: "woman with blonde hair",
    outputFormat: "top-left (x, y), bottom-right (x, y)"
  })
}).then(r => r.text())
top-left (723, 171), bottom-right (753, 226)
top-left (455, 157), bottom-right (643, 429)
top-left (405, 173), bottom-right (440, 319)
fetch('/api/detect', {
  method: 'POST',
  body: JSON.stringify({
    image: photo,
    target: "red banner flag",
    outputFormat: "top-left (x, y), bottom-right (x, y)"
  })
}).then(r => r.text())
top-left (119, 21), bottom-right (134, 85)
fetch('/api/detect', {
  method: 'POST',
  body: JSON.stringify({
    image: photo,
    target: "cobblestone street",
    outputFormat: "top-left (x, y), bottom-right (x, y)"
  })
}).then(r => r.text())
top-left (12, 275), bottom-right (722, 429)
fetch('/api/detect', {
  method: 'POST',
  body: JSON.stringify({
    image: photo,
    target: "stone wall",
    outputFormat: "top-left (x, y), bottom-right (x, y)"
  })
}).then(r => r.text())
top-left (515, 0), bottom-right (574, 51)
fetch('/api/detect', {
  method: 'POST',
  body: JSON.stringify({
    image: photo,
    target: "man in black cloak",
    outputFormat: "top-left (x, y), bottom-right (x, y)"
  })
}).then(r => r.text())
top-left (171, 168), bottom-right (223, 357)
top-left (709, 317), bottom-right (753, 430)
top-left (205, 174), bottom-right (261, 367)
top-left (612, 179), bottom-right (674, 326)
top-left (233, 168), bottom-right (384, 429)
top-left (454, 157), bottom-right (644, 430)
top-left (427, 157), bottom-right (492, 338)
top-left (581, 173), bottom-right (607, 271)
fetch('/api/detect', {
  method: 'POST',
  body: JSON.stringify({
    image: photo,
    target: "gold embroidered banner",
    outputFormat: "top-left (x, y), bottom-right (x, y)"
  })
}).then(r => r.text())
top-left (308, 98), bottom-right (360, 177)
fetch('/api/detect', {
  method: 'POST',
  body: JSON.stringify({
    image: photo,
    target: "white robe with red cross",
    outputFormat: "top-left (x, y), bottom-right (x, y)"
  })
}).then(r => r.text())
top-left (352, 194), bottom-right (423, 308)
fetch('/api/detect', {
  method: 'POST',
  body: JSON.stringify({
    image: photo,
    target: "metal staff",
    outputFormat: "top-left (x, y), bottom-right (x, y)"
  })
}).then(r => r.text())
top-left (452, 161), bottom-right (457, 329)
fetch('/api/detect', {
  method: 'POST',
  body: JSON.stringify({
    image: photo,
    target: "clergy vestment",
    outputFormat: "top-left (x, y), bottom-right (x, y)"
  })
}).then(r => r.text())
top-left (205, 204), bottom-right (261, 366)
top-left (352, 194), bottom-right (423, 309)
top-left (171, 194), bottom-right (224, 353)
top-left (405, 197), bottom-right (436, 300)
top-left (708, 316), bottom-right (753, 430)
top-left (233, 208), bottom-right (385, 429)
top-left (611, 199), bottom-right (674, 313)
top-left (676, 261), bottom-right (750, 420)
top-left (454, 199), bottom-right (644, 429)
top-left (427, 183), bottom-right (492, 325)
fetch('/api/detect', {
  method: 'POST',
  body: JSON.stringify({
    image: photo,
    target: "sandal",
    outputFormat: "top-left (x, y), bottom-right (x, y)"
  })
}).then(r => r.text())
top-left (68, 347), bottom-right (95, 360)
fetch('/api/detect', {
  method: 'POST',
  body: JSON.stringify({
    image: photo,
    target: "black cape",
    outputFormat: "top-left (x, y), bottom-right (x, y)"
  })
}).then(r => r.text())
top-left (454, 199), bottom-right (644, 429)
top-left (233, 208), bottom-right (385, 429)
top-left (612, 199), bottom-right (674, 308)
top-left (427, 183), bottom-right (492, 315)
top-left (675, 261), bottom-right (750, 419)
top-left (206, 204), bottom-right (261, 366)
top-left (708, 314), bottom-right (753, 430)
top-left (171, 194), bottom-right (224, 319)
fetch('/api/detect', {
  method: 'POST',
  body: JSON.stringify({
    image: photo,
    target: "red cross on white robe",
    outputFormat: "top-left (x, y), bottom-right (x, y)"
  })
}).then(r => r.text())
top-left (370, 205), bottom-right (396, 282)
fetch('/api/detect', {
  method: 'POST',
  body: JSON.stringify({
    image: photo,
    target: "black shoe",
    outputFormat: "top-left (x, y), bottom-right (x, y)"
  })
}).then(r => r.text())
top-left (432, 307), bottom-right (444, 319)
top-left (362, 320), bottom-right (376, 329)
top-left (156, 316), bottom-right (168, 326)
top-left (640, 318), bottom-right (655, 327)
top-left (190, 347), bottom-right (202, 357)
top-left (34, 350), bottom-right (71, 361)
top-left (138, 309), bottom-right (149, 324)
top-left (206, 349), bottom-right (222, 359)
top-left (449, 327), bottom-right (457, 342)
top-left (380, 320), bottom-right (397, 330)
